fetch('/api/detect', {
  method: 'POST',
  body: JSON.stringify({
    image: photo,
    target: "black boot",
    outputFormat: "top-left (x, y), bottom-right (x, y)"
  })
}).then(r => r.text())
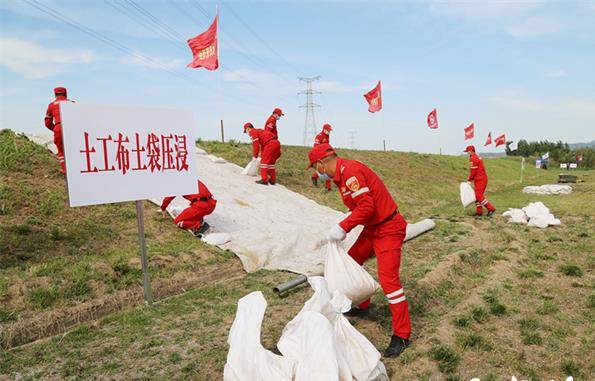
top-left (343, 307), bottom-right (369, 318)
top-left (384, 335), bottom-right (410, 358)
top-left (192, 222), bottom-right (210, 237)
top-left (486, 209), bottom-right (496, 217)
top-left (255, 179), bottom-right (269, 185)
top-left (311, 176), bottom-right (318, 187)
top-left (269, 180), bottom-right (276, 185)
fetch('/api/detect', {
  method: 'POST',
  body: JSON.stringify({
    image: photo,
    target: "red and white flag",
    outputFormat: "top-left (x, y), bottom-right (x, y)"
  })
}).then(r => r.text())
top-left (363, 81), bottom-right (382, 113)
top-left (187, 12), bottom-right (219, 70)
top-left (484, 132), bottom-right (492, 146)
top-left (464, 123), bottom-right (474, 140)
top-left (427, 108), bottom-right (438, 129)
top-left (495, 133), bottom-right (506, 147)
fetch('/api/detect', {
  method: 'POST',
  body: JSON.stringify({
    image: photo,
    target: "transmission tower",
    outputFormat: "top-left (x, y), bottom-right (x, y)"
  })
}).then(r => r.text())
top-left (349, 130), bottom-right (357, 149)
top-left (298, 76), bottom-right (321, 146)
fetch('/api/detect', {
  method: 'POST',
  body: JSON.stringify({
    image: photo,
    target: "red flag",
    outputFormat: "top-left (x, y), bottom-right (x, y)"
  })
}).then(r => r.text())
top-left (484, 132), bottom-right (492, 146)
top-left (464, 123), bottom-right (474, 140)
top-left (495, 133), bottom-right (506, 147)
top-left (427, 108), bottom-right (438, 129)
top-left (363, 81), bottom-right (382, 113)
top-left (187, 13), bottom-right (218, 70)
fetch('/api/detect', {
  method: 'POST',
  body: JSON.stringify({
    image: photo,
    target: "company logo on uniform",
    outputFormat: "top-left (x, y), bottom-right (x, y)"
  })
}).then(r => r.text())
top-left (346, 176), bottom-right (360, 192)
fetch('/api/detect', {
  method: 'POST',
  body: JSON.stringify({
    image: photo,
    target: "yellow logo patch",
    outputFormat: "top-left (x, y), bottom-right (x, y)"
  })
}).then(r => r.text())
top-left (346, 176), bottom-right (360, 192)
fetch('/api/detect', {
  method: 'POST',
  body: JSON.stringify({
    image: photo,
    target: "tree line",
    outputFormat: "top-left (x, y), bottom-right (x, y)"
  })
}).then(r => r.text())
top-left (505, 139), bottom-right (594, 168)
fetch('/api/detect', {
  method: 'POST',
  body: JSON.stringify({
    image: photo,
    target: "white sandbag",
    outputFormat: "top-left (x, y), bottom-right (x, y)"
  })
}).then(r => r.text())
top-left (404, 218), bottom-right (435, 241)
top-left (170, 205), bottom-right (184, 218)
top-left (460, 182), bottom-right (475, 208)
top-left (202, 233), bottom-right (232, 246)
top-left (206, 154), bottom-right (227, 164)
top-left (223, 291), bottom-right (294, 381)
top-left (501, 209), bottom-right (528, 224)
top-left (522, 184), bottom-right (572, 195)
top-left (241, 157), bottom-right (261, 176)
top-left (278, 277), bottom-right (335, 361)
top-left (324, 242), bottom-right (379, 306)
top-left (330, 292), bottom-right (388, 381)
top-left (288, 311), bottom-right (340, 381)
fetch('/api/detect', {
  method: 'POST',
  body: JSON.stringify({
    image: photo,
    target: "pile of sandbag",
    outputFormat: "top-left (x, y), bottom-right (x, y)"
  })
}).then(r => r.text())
top-left (522, 184), bottom-right (572, 195)
top-left (224, 242), bottom-right (389, 381)
top-left (224, 279), bottom-right (388, 381)
top-left (502, 202), bottom-right (561, 228)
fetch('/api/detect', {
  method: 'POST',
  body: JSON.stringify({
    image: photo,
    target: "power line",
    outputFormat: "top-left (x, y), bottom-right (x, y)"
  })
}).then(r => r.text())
top-left (348, 130), bottom-right (357, 149)
top-left (298, 76), bottom-right (321, 146)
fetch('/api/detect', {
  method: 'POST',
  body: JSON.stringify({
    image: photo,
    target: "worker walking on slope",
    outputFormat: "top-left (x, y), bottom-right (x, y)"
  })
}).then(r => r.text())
top-left (244, 122), bottom-right (282, 185)
top-left (308, 143), bottom-right (411, 358)
top-left (44, 87), bottom-right (74, 174)
top-left (464, 145), bottom-right (496, 218)
top-left (265, 107), bottom-right (283, 139)
top-left (311, 123), bottom-right (333, 191)
top-left (160, 180), bottom-right (216, 236)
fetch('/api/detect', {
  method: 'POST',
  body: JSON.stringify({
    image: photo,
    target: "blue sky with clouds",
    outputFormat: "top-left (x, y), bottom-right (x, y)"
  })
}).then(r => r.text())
top-left (1, 0), bottom-right (594, 154)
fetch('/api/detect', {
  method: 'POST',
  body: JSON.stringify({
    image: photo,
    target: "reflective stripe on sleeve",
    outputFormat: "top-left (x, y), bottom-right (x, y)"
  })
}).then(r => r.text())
top-left (350, 187), bottom-right (370, 198)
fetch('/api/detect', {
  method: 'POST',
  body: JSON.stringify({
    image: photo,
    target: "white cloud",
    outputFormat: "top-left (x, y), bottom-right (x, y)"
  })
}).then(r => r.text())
top-left (491, 95), bottom-right (545, 111)
top-left (427, 0), bottom-right (545, 20)
top-left (122, 53), bottom-right (185, 70)
top-left (545, 69), bottom-right (568, 78)
top-left (0, 37), bottom-right (95, 79)
top-left (506, 16), bottom-right (562, 38)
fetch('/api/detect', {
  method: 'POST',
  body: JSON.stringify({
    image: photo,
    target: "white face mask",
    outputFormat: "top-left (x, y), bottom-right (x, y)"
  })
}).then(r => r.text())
top-left (324, 130), bottom-right (330, 135)
top-left (316, 162), bottom-right (331, 181)
top-left (275, 114), bottom-right (280, 120)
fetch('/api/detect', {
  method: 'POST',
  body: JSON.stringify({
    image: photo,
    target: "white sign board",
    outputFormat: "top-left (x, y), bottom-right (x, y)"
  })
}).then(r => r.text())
top-left (61, 103), bottom-right (198, 207)
top-left (569, 163), bottom-right (577, 169)
top-left (560, 163), bottom-right (568, 169)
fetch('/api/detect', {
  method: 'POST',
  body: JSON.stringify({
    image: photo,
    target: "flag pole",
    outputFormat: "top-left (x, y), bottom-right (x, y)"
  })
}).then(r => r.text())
top-left (216, 5), bottom-right (222, 143)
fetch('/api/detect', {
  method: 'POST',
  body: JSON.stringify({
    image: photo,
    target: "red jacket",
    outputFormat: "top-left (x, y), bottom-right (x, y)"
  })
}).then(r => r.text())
top-left (264, 115), bottom-right (278, 139)
top-left (249, 128), bottom-right (276, 158)
top-left (44, 96), bottom-right (74, 131)
top-left (468, 153), bottom-right (487, 182)
top-left (161, 180), bottom-right (214, 210)
top-left (333, 158), bottom-right (399, 233)
top-left (314, 131), bottom-right (330, 146)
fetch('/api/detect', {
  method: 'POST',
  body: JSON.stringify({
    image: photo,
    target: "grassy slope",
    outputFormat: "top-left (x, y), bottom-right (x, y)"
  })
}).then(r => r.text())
top-left (2, 137), bottom-right (593, 381)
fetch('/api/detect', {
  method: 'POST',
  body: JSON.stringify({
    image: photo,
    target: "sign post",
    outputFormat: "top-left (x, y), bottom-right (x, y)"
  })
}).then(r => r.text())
top-left (520, 157), bottom-right (525, 183)
top-left (60, 103), bottom-right (198, 305)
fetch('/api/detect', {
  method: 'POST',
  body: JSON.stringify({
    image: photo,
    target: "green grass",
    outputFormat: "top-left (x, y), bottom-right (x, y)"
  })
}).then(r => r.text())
top-left (1, 135), bottom-right (593, 380)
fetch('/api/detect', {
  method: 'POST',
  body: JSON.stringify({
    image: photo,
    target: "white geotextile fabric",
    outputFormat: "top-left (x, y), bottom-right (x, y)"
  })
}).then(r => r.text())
top-left (502, 202), bottom-right (561, 228)
top-left (522, 184), bottom-right (572, 195)
top-left (26, 133), bottom-right (435, 275)
top-left (227, 280), bottom-right (388, 381)
top-left (460, 182), bottom-right (475, 208)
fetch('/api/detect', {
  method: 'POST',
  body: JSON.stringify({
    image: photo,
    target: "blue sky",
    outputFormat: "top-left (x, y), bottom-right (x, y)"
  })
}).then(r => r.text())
top-left (1, 0), bottom-right (594, 154)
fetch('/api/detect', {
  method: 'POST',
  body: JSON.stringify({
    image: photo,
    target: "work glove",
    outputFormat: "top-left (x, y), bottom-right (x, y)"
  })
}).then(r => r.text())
top-left (326, 224), bottom-right (346, 242)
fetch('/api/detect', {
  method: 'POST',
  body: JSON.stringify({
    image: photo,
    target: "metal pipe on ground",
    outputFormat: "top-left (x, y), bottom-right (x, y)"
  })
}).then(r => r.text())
top-left (273, 274), bottom-right (308, 295)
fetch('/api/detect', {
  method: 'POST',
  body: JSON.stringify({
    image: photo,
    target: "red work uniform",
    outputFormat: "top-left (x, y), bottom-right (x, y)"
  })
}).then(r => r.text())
top-left (44, 95), bottom-right (74, 174)
top-left (249, 128), bottom-right (281, 183)
top-left (265, 115), bottom-right (278, 140)
top-left (468, 153), bottom-right (495, 215)
top-left (312, 131), bottom-right (332, 190)
top-left (333, 157), bottom-right (411, 339)
top-left (161, 180), bottom-right (216, 230)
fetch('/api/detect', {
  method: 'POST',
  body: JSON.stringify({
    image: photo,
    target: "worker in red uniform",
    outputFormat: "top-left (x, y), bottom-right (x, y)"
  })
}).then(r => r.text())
top-left (44, 87), bottom-right (74, 174)
top-left (311, 123), bottom-right (333, 191)
top-left (464, 145), bottom-right (496, 217)
top-left (308, 143), bottom-right (411, 358)
top-left (160, 180), bottom-right (216, 236)
top-left (244, 122), bottom-right (281, 185)
top-left (264, 107), bottom-right (283, 140)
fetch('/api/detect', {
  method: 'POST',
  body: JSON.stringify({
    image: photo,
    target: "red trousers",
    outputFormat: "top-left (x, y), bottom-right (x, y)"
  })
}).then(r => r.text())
top-left (347, 213), bottom-right (411, 339)
top-left (53, 124), bottom-right (65, 174)
top-left (473, 178), bottom-right (495, 214)
top-left (312, 171), bottom-right (331, 190)
top-left (173, 199), bottom-right (216, 230)
top-left (260, 140), bottom-right (281, 182)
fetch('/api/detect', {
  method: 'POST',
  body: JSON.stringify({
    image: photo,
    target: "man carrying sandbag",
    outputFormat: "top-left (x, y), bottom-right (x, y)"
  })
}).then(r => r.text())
top-left (464, 145), bottom-right (496, 217)
top-left (160, 180), bottom-right (216, 236)
top-left (244, 122), bottom-right (282, 185)
top-left (311, 123), bottom-right (333, 191)
top-left (308, 143), bottom-right (411, 358)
